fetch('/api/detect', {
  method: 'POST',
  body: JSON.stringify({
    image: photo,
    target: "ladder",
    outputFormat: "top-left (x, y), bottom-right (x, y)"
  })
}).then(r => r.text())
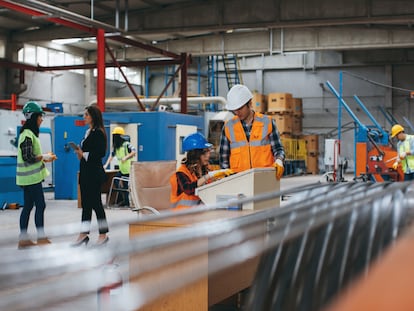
top-left (206, 55), bottom-right (218, 96)
top-left (222, 54), bottom-right (243, 89)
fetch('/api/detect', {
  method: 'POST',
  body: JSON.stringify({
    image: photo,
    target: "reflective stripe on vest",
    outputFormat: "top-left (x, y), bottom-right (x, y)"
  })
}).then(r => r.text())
top-left (398, 135), bottom-right (414, 173)
top-left (115, 142), bottom-right (132, 175)
top-left (224, 113), bottom-right (274, 172)
top-left (170, 164), bottom-right (201, 209)
top-left (16, 129), bottom-right (49, 186)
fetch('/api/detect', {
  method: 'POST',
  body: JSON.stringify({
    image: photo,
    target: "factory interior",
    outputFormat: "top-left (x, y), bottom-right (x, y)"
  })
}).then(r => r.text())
top-left (1, 1), bottom-right (414, 310)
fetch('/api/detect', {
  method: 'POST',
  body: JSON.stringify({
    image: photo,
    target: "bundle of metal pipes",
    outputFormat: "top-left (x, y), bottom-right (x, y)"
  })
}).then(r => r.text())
top-left (0, 181), bottom-right (413, 311)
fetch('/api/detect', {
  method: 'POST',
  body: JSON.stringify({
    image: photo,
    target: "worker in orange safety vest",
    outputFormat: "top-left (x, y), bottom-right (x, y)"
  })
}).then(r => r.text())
top-left (170, 132), bottom-right (232, 209)
top-left (219, 84), bottom-right (285, 179)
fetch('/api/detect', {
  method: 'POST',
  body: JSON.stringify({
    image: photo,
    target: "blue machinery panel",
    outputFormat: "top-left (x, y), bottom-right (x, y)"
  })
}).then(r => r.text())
top-left (54, 111), bottom-right (204, 200)
top-left (0, 156), bottom-right (23, 206)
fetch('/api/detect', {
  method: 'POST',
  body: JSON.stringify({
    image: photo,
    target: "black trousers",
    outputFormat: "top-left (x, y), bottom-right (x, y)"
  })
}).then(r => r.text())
top-left (80, 180), bottom-right (108, 234)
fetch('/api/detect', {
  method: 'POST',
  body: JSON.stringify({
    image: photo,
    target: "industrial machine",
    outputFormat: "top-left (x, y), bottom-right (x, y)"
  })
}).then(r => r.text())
top-left (53, 111), bottom-right (203, 200)
top-left (326, 81), bottom-right (403, 182)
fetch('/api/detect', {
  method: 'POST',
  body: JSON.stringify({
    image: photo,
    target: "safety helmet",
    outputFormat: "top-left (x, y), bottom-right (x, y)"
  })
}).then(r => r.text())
top-left (182, 132), bottom-right (212, 152)
top-left (226, 84), bottom-right (253, 111)
top-left (112, 127), bottom-right (125, 135)
top-left (391, 124), bottom-right (404, 138)
top-left (22, 101), bottom-right (44, 120)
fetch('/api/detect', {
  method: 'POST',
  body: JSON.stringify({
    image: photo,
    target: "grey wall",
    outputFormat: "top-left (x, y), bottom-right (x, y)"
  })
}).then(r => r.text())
top-left (18, 71), bottom-right (85, 114)
top-left (5, 55), bottom-right (414, 175)
top-left (212, 59), bottom-right (414, 173)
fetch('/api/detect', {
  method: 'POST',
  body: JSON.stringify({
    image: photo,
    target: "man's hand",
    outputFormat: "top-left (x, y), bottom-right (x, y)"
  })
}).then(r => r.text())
top-left (400, 151), bottom-right (407, 160)
top-left (392, 161), bottom-right (399, 170)
top-left (273, 159), bottom-right (284, 180)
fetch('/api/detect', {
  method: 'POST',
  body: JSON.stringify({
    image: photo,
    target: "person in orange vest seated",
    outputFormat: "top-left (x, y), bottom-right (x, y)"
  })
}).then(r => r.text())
top-left (170, 132), bottom-right (232, 209)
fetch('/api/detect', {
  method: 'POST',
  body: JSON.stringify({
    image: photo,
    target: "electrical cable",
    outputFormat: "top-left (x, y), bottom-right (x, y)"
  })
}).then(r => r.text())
top-left (343, 71), bottom-right (414, 94)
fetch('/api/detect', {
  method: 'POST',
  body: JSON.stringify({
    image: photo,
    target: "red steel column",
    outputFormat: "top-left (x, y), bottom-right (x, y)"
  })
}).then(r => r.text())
top-left (11, 93), bottom-right (17, 111)
top-left (180, 53), bottom-right (188, 114)
top-left (97, 28), bottom-right (106, 112)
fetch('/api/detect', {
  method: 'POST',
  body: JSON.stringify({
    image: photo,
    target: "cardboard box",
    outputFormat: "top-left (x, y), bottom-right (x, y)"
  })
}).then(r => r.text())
top-left (292, 116), bottom-right (302, 134)
top-left (292, 98), bottom-right (303, 117)
top-left (306, 155), bottom-right (319, 174)
top-left (271, 113), bottom-right (293, 134)
top-left (196, 168), bottom-right (280, 210)
top-left (267, 93), bottom-right (293, 113)
top-left (252, 92), bottom-right (267, 113)
top-left (304, 134), bottom-right (319, 153)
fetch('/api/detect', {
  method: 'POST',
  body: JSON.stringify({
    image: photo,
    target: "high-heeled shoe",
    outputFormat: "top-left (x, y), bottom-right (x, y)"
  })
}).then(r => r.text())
top-left (71, 236), bottom-right (89, 247)
top-left (93, 236), bottom-right (109, 247)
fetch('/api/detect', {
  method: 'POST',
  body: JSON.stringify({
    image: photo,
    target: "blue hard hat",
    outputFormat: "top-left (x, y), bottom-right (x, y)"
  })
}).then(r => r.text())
top-left (182, 132), bottom-right (212, 152)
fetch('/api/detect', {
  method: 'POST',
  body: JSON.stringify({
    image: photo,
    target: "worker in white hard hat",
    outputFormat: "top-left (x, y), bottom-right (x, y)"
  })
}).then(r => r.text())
top-left (391, 124), bottom-right (414, 181)
top-left (219, 84), bottom-right (285, 179)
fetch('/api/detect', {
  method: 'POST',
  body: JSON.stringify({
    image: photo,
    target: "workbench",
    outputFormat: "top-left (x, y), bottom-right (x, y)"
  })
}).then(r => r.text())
top-left (128, 209), bottom-right (260, 311)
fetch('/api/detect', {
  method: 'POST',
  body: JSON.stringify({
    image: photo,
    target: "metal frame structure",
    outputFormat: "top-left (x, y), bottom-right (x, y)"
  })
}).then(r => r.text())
top-left (326, 80), bottom-right (402, 182)
top-left (0, 1), bottom-right (191, 113)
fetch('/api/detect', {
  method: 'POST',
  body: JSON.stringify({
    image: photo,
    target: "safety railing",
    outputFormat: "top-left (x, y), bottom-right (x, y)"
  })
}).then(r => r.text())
top-left (0, 181), bottom-right (412, 311)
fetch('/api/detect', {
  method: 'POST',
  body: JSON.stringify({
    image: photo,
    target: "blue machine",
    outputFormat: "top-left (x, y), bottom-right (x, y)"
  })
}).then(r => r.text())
top-left (53, 115), bottom-right (92, 199)
top-left (0, 155), bottom-right (23, 206)
top-left (54, 111), bottom-right (204, 200)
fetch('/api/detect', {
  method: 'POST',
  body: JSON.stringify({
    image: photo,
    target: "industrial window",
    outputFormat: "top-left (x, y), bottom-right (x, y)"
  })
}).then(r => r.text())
top-left (17, 44), bottom-right (85, 74)
top-left (93, 66), bottom-right (142, 85)
top-left (0, 39), bottom-right (5, 58)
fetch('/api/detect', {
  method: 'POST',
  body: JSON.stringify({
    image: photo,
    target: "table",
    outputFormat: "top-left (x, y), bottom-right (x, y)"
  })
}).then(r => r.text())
top-left (129, 209), bottom-right (260, 311)
top-left (196, 167), bottom-right (280, 210)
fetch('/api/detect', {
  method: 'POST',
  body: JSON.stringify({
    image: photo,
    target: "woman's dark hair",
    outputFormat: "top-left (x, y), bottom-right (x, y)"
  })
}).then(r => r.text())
top-left (85, 105), bottom-right (107, 149)
top-left (112, 134), bottom-right (124, 151)
top-left (19, 112), bottom-right (41, 136)
top-left (182, 149), bottom-right (209, 178)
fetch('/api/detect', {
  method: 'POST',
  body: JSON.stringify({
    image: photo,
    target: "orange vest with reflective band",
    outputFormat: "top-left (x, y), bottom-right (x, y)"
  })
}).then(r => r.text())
top-left (170, 164), bottom-right (201, 209)
top-left (224, 113), bottom-right (274, 172)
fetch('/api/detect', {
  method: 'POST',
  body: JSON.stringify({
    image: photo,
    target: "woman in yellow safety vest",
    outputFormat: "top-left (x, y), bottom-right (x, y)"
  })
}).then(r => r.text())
top-left (16, 101), bottom-right (57, 249)
top-left (103, 127), bottom-right (136, 206)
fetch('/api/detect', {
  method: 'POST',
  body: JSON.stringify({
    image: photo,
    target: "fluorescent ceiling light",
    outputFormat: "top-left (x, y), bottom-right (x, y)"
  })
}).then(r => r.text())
top-left (52, 38), bottom-right (82, 45)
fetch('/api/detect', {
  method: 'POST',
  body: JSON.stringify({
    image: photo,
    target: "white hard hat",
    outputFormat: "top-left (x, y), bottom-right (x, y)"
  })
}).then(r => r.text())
top-left (226, 84), bottom-right (253, 110)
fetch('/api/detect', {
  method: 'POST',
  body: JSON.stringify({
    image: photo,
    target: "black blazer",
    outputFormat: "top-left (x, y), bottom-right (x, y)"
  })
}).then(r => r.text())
top-left (79, 128), bottom-right (107, 185)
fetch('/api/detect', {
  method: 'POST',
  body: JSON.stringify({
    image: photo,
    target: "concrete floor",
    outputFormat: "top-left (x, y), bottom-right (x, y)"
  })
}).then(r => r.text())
top-left (0, 173), bottom-right (329, 311)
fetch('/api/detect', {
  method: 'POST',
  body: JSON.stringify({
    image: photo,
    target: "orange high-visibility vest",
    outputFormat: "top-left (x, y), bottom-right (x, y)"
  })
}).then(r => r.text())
top-left (224, 113), bottom-right (274, 172)
top-left (170, 164), bottom-right (201, 209)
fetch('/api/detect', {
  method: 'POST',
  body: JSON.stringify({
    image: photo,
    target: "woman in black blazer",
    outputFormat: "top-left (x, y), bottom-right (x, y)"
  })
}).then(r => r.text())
top-left (72, 105), bottom-right (109, 246)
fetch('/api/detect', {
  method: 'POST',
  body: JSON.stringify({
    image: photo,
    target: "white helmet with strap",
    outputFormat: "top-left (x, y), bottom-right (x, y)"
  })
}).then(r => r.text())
top-left (226, 84), bottom-right (253, 110)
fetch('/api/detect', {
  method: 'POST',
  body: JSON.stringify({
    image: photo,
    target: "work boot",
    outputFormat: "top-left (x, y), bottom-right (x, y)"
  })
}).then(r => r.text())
top-left (17, 239), bottom-right (37, 249)
top-left (37, 238), bottom-right (52, 246)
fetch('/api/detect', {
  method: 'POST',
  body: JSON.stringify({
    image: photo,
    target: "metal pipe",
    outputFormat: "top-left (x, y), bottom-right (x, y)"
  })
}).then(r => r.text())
top-left (89, 96), bottom-right (227, 110)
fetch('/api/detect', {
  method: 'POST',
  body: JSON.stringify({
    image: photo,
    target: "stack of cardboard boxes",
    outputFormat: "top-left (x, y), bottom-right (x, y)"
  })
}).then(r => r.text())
top-left (304, 134), bottom-right (319, 174)
top-left (252, 91), bottom-right (319, 174)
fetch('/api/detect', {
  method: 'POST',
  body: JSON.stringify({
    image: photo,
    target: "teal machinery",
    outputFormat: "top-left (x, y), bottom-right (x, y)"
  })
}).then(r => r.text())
top-left (54, 111), bottom-right (204, 199)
